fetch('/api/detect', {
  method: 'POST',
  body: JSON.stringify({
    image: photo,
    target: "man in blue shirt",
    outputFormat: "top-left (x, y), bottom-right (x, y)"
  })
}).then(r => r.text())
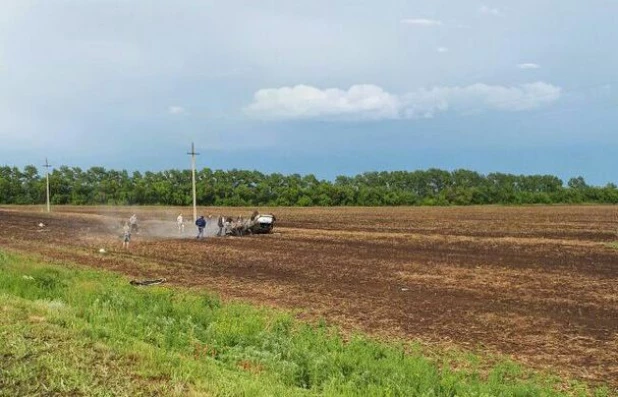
top-left (195, 215), bottom-right (207, 239)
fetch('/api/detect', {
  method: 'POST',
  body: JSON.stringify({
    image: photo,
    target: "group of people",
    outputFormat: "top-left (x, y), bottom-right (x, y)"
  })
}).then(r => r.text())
top-left (193, 212), bottom-right (259, 239)
top-left (119, 212), bottom-right (260, 248)
top-left (219, 214), bottom-right (256, 236)
top-left (175, 213), bottom-right (210, 238)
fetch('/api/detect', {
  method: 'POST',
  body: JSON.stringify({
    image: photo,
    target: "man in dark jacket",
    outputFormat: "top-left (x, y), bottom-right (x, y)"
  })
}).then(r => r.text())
top-left (195, 215), bottom-right (207, 239)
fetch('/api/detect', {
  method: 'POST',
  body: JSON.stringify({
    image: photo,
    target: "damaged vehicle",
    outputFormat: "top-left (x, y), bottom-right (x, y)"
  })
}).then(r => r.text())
top-left (225, 213), bottom-right (276, 236)
top-left (248, 214), bottom-right (275, 234)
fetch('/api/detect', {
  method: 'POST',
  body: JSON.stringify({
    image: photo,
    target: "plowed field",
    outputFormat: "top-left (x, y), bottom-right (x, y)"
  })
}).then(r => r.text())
top-left (1, 205), bottom-right (617, 388)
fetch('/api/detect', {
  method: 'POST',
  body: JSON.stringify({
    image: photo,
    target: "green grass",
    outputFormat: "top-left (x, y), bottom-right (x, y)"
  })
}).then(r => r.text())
top-left (605, 241), bottom-right (618, 250)
top-left (0, 249), bottom-right (610, 396)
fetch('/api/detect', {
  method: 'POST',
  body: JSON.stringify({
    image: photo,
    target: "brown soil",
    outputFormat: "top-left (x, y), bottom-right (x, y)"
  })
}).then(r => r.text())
top-left (1, 205), bottom-right (617, 388)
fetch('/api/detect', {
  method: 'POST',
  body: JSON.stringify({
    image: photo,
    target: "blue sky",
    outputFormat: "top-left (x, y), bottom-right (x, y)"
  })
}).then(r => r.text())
top-left (1, 0), bottom-right (617, 185)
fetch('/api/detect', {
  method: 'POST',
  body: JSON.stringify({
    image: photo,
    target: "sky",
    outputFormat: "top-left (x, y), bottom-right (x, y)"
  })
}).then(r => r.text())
top-left (1, 0), bottom-right (617, 185)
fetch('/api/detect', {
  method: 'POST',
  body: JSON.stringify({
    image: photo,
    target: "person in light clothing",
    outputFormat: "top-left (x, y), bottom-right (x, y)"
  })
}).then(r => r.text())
top-left (217, 215), bottom-right (224, 236)
top-left (129, 214), bottom-right (138, 234)
top-left (176, 213), bottom-right (185, 233)
top-left (122, 222), bottom-right (131, 249)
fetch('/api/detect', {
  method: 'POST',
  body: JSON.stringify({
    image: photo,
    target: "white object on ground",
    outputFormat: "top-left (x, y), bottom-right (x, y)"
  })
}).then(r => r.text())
top-left (99, 248), bottom-right (106, 254)
top-left (255, 215), bottom-right (274, 224)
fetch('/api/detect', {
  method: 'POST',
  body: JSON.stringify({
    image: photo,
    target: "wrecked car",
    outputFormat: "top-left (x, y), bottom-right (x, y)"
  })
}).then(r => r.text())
top-left (225, 213), bottom-right (276, 236)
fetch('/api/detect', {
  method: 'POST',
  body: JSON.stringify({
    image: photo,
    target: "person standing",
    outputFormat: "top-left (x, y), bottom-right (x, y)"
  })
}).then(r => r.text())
top-left (122, 222), bottom-right (131, 249)
top-left (129, 214), bottom-right (139, 234)
top-left (195, 215), bottom-right (206, 239)
top-left (217, 215), bottom-right (224, 236)
top-left (177, 213), bottom-right (185, 233)
top-left (223, 217), bottom-right (231, 236)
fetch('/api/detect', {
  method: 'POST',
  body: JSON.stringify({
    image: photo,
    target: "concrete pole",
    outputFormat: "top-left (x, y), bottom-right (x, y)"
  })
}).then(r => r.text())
top-left (43, 158), bottom-right (52, 213)
top-left (187, 142), bottom-right (200, 222)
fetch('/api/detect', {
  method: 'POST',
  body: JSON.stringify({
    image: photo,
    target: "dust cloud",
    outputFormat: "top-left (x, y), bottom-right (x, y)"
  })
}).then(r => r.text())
top-left (88, 207), bottom-right (257, 240)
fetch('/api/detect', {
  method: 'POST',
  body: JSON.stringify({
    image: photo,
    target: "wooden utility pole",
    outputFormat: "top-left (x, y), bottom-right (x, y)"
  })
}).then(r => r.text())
top-left (187, 142), bottom-right (200, 222)
top-left (42, 158), bottom-right (52, 213)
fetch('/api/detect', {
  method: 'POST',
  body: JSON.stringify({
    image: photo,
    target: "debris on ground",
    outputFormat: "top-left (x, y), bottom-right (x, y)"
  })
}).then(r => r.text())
top-left (129, 278), bottom-right (167, 286)
top-left (221, 212), bottom-right (276, 237)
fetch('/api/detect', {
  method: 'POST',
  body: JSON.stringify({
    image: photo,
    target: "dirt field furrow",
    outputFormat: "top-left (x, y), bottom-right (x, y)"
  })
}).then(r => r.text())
top-left (1, 205), bottom-right (617, 388)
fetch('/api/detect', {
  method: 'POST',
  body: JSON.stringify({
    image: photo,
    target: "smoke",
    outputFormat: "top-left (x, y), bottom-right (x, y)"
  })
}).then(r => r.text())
top-left (138, 218), bottom-right (220, 239)
top-left (91, 209), bottom-right (253, 240)
top-left (67, 207), bottom-right (267, 247)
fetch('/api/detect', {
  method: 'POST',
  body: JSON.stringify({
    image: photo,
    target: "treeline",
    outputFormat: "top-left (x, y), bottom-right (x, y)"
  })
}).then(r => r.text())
top-left (1, 165), bottom-right (618, 206)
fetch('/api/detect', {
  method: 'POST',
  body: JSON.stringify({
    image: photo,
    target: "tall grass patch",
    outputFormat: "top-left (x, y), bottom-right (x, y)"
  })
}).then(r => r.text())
top-left (0, 249), bottom-right (609, 396)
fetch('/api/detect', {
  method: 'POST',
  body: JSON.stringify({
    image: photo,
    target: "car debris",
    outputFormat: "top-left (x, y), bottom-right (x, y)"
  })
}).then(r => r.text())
top-left (129, 278), bottom-right (167, 286)
top-left (223, 212), bottom-right (276, 236)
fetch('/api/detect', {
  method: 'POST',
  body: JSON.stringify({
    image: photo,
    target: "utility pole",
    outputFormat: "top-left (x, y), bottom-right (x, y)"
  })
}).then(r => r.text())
top-left (187, 142), bottom-right (200, 222)
top-left (42, 158), bottom-right (52, 213)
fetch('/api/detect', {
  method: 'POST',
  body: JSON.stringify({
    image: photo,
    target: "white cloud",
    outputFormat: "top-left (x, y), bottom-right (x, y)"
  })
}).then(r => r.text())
top-left (436, 47), bottom-right (449, 53)
top-left (245, 84), bottom-right (400, 120)
top-left (416, 82), bottom-right (562, 113)
top-left (400, 18), bottom-right (443, 26)
top-left (168, 106), bottom-right (187, 115)
top-left (479, 5), bottom-right (503, 16)
top-left (245, 82), bottom-right (562, 121)
top-left (517, 63), bottom-right (541, 69)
